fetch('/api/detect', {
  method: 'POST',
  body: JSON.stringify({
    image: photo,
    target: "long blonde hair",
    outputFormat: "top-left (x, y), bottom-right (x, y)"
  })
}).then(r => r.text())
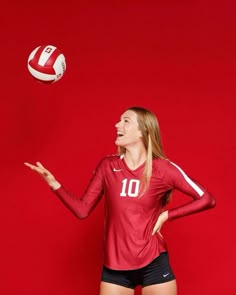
top-left (118, 106), bottom-right (171, 205)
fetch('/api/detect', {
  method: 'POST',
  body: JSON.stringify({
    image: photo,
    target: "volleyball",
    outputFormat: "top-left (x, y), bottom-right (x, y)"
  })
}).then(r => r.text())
top-left (27, 45), bottom-right (66, 83)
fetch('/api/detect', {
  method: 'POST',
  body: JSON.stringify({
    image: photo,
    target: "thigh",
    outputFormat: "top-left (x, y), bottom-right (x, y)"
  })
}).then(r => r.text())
top-left (100, 282), bottom-right (135, 295)
top-left (142, 280), bottom-right (177, 295)
top-left (142, 252), bottom-right (175, 287)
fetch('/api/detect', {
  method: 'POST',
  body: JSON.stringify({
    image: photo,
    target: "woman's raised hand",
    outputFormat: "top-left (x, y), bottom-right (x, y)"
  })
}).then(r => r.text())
top-left (24, 161), bottom-right (61, 190)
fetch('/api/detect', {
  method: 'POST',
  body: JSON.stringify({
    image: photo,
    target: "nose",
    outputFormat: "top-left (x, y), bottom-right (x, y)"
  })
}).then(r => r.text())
top-left (115, 121), bottom-right (120, 128)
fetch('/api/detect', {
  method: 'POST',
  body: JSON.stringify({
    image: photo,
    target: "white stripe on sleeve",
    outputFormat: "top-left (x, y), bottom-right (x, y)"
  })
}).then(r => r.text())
top-left (170, 161), bottom-right (204, 197)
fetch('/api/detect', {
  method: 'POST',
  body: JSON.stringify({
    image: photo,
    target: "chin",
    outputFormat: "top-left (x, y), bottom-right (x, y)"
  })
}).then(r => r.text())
top-left (115, 140), bottom-right (123, 147)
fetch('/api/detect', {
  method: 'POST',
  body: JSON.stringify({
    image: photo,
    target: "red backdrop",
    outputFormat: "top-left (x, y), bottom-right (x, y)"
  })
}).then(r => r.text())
top-left (1, 0), bottom-right (235, 294)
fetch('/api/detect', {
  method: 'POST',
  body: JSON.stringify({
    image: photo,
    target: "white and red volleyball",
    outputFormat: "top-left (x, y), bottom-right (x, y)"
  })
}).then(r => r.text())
top-left (27, 45), bottom-right (66, 83)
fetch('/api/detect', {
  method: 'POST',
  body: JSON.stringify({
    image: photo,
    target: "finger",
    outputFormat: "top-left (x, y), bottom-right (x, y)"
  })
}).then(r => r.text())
top-left (24, 162), bottom-right (36, 170)
top-left (24, 162), bottom-right (45, 175)
top-left (36, 162), bottom-right (51, 176)
top-left (152, 225), bottom-right (159, 235)
top-left (36, 162), bottom-right (44, 168)
top-left (157, 231), bottom-right (163, 238)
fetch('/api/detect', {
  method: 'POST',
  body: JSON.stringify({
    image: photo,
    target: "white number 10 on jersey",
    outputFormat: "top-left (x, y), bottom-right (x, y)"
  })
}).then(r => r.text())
top-left (120, 179), bottom-right (140, 197)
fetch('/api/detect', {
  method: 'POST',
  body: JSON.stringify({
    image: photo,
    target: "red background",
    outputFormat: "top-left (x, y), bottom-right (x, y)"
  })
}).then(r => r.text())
top-left (1, 0), bottom-right (235, 294)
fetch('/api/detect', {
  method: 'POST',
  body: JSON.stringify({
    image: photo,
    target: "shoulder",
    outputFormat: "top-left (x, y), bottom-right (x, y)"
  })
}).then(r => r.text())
top-left (97, 154), bottom-right (121, 167)
top-left (152, 157), bottom-right (183, 177)
top-left (101, 154), bottom-right (120, 162)
top-left (152, 157), bottom-right (172, 169)
top-left (153, 157), bottom-right (181, 168)
top-left (94, 154), bottom-right (122, 176)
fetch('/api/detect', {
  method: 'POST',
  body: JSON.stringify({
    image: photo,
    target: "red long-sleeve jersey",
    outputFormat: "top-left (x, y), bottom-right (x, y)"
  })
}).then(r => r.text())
top-left (53, 155), bottom-right (215, 270)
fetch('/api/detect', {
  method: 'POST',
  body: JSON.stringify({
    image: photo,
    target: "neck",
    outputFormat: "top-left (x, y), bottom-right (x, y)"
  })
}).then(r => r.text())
top-left (124, 148), bottom-right (147, 170)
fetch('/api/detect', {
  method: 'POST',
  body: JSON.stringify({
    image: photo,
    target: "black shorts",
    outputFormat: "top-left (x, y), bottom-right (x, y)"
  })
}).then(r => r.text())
top-left (101, 252), bottom-right (175, 289)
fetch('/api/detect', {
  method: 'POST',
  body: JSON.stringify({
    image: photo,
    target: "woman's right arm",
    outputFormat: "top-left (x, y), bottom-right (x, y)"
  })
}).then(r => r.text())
top-left (24, 161), bottom-right (104, 219)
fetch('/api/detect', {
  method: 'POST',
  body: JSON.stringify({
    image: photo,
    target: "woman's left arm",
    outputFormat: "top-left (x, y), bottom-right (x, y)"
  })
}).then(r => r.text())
top-left (164, 160), bottom-right (216, 221)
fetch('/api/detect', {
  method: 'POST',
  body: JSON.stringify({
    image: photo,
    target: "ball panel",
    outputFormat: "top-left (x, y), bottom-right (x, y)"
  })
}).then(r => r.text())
top-left (44, 48), bottom-right (62, 68)
top-left (33, 45), bottom-right (48, 66)
top-left (28, 59), bottom-right (56, 75)
top-left (28, 64), bottom-right (57, 82)
top-left (37, 45), bottom-right (57, 66)
top-left (27, 46), bottom-right (40, 61)
top-left (53, 54), bottom-right (66, 80)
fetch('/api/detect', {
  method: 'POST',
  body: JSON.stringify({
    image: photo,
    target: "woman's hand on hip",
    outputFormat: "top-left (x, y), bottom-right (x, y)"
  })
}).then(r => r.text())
top-left (152, 210), bottom-right (168, 236)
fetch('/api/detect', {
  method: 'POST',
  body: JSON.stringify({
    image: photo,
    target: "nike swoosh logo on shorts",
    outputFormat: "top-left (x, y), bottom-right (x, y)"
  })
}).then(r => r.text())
top-left (163, 273), bottom-right (170, 277)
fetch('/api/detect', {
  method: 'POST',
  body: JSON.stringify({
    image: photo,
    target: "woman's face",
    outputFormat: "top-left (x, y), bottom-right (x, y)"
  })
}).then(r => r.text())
top-left (115, 110), bottom-right (143, 148)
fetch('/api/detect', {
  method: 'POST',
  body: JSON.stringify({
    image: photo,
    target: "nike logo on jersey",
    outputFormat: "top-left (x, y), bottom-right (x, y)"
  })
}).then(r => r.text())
top-left (113, 168), bottom-right (122, 172)
top-left (163, 273), bottom-right (170, 277)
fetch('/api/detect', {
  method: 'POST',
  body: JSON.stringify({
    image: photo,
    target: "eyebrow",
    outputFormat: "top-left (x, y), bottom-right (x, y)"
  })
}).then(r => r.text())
top-left (120, 116), bottom-right (131, 120)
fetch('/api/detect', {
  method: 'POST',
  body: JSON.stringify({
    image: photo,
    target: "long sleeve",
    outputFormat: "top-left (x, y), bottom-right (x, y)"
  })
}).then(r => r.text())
top-left (162, 161), bottom-right (216, 221)
top-left (52, 160), bottom-right (105, 219)
top-left (168, 190), bottom-right (215, 220)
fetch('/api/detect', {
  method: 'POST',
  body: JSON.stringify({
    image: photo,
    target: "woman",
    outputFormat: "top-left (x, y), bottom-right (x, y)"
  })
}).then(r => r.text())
top-left (24, 106), bottom-right (216, 295)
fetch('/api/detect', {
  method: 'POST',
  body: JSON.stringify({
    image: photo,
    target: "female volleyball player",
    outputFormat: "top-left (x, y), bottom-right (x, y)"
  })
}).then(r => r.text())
top-left (24, 107), bottom-right (216, 295)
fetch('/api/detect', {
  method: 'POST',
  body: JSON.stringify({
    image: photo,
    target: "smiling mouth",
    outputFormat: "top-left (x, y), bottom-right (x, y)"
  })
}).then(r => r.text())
top-left (117, 132), bottom-right (124, 137)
